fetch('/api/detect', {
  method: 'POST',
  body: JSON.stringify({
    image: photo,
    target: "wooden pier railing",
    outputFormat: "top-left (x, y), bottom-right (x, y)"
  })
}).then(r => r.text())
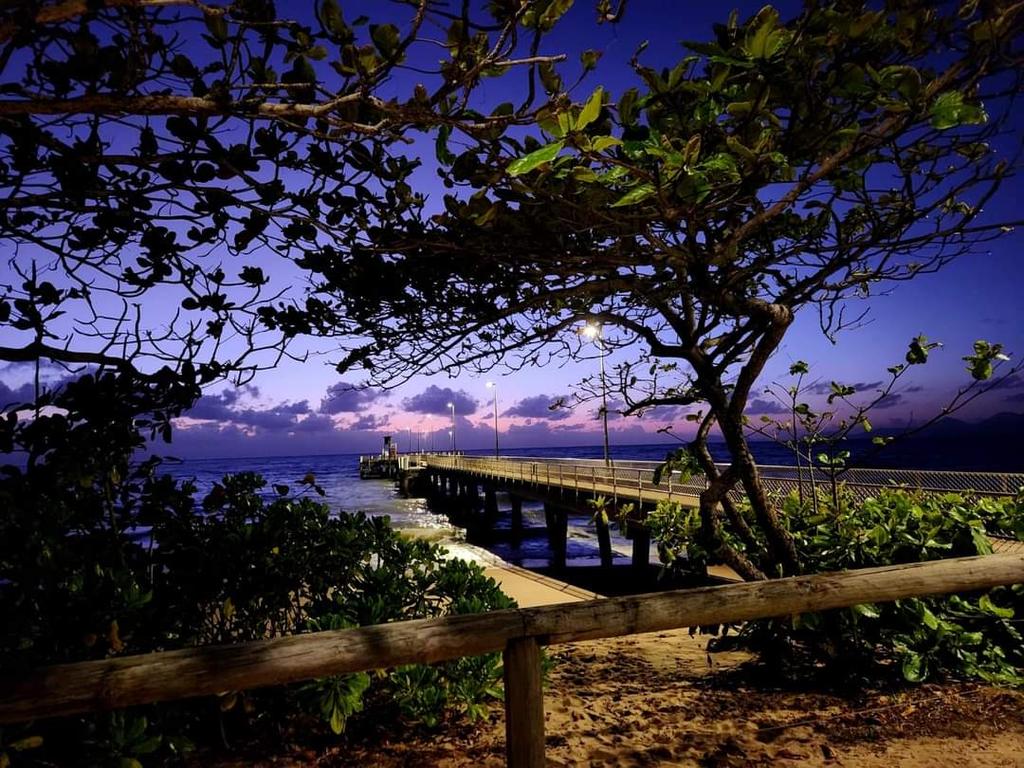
top-left (422, 454), bottom-right (1024, 508)
top-left (2, 554), bottom-right (1023, 767)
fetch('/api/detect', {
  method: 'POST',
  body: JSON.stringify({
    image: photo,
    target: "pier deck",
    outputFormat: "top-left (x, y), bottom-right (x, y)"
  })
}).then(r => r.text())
top-left (382, 454), bottom-right (1024, 570)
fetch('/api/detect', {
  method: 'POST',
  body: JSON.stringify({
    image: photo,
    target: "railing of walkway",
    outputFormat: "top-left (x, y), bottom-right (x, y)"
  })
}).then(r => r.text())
top-left (2, 555), bottom-right (1023, 768)
top-left (424, 455), bottom-right (1024, 504)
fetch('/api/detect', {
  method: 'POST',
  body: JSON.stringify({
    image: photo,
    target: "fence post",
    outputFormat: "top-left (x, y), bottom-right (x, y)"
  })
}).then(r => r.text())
top-left (503, 636), bottom-right (546, 768)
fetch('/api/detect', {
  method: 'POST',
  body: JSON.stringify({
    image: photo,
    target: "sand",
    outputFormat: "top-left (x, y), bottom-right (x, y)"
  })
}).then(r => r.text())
top-left (331, 626), bottom-right (1024, 767)
top-left (196, 556), bottom-right (1024, 767)
top-left (320, 567), bottom-right (1024, 767)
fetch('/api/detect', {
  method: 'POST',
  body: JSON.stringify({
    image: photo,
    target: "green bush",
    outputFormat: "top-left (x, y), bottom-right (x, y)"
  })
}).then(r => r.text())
top-left (0, 373), bottom-right (513, 766)
top-left (649, 487), bottom-right (1024, 685)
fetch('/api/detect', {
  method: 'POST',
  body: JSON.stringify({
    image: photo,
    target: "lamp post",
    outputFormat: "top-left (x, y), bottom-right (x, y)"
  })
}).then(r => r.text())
top-left (582, 322), bottom-right (611, 467)
top-left (485, 381), bottom-right (500, 458)
top-left (447, 401), bottom-right (456, 453)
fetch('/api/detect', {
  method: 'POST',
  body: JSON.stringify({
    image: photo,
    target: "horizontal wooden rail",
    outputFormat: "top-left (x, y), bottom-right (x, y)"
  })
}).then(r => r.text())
top-left (422, 455), bottom-right (1024, 501)
top-left (3, 554), bottom-right (1023, 729)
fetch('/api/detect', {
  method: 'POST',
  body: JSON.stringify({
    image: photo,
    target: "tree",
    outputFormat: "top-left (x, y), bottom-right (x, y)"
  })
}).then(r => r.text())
top-left (317, 1), bottom-right (1024, 580)
top-left (0, 0), bottom-right (592, 408)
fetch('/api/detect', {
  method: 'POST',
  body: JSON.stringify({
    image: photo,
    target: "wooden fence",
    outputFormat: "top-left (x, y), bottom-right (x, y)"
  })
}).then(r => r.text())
top-left (2, 554), bottom-right (1023, 767)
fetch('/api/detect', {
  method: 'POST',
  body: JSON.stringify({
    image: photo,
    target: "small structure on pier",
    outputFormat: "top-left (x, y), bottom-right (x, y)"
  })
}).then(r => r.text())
top-left (358, 435), bottom-right (411, 479)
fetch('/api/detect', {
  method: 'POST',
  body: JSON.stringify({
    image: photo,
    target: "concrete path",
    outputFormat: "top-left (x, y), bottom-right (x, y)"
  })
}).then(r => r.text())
top-left (484, 564), bottom-right (601, 607)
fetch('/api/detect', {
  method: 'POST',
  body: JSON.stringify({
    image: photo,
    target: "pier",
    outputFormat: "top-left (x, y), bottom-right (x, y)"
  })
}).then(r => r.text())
top-left (390, 455), bottom-right (1024, 571)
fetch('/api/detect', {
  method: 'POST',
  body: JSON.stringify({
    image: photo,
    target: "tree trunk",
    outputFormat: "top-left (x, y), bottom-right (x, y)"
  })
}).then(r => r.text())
top-left (691, 415), bottom-right (762, 557)
top-left (716, 410), bottom-right (800, 576)
top-left (698, 472), bottom-right (767, 582)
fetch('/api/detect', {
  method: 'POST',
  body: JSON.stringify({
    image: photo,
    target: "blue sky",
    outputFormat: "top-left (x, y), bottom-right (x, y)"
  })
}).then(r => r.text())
top-left (1, 1), bottom-right (1022, 459)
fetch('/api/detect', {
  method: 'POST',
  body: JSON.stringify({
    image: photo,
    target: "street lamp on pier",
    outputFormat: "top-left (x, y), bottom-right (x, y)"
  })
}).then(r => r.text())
top-left (485, 381), bottom-right (500, 458)
top-left (581, 322), bottom-right (611, 467)
top-left (446, 401), bottom-right (456, 453)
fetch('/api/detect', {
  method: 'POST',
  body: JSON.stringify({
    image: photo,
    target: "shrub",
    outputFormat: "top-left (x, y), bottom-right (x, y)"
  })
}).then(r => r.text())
top-left (649, 488), bottom-right (1024, 685)
top-left (0, 374), bottom-right (513, 766)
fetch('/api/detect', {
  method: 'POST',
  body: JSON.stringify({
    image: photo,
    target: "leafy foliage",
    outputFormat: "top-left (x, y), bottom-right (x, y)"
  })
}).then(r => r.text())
top-left (310, 1), bottom-right (1023, 580)
top-left (649, 488), bottom-right (1024, 685)
top-left (0, 373), bottom-right (514, 766)
top-left (0, 0), bottom-right (591, 385)
top-left (745, 341), bottom-right (1019, 514)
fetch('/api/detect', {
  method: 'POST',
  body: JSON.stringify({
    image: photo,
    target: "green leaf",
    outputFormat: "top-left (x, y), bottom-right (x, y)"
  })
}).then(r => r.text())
top-left (921, 606), bottom-right (939, 630)
top-left (577, 86), bottom-right (604, 130)
top-left (699, 152), bottom-right (739, 180)
top-left (370, 23), bottom-right (400, 58)
top-left (905, 334), bottom-right (933, 365)
top-left (8, 737), bottom-right (43, 752)
top-left (743, 8), bottom-right (788, 59)
top-left (580, 49), bottom-right (603, 73)
top-left (506, 141), bottom-right (564, 176)
top-left (610, 184), bottom-right (656, 207)
top-left (852, 602), bottom-right (881, 619)
top-left (902, 653), bottom-right (926, 682)
top-left (930, 91), bottom-right (988, 130)
top-left (203, 11), bottom-right (228, 41)
top-left (970, 526), bottom-right (993, 555)
top-left (591, 136), bottom-right (622, 152)
top-left (978, 593), bottom-right (1013, 619)
top-left (435, 125), bottom-right (456, 166)
top-left (329, 706), bottom-right (345, 734)
top-left (618, 88), bottom-right (640, 125)
top-left (538, 0), bottom-right (575, 30)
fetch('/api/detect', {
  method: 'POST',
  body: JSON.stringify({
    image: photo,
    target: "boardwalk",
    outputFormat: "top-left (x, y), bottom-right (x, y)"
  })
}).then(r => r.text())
top-left (419, 455), bottom-right (1024, 560)
top-left (423, 454), bottom-right (1024, 506)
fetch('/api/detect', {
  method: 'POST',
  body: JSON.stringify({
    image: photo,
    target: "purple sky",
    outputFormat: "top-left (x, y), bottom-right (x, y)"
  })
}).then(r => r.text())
top-left (1, 1), bottom-right (1022, 459)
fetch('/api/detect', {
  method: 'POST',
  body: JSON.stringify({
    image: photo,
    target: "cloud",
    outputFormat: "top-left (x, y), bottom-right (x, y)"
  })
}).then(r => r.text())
top-left (349, 413), bottom-right (390, 431)
top-left (402, 385), bottom-right (478, 416)
top-left (990, 373), bottom-right (1024, 391)
top-left (0, 363), bottom-right (82, 410)
top-left (159, 421), bottom-right (378, 459)
top-left (503, 394), bottom-right (572, 421)
top-left (291, 414), bottom-right (337, 433)
top-left (806, 380), bottom-right (884, 395)
top-left (630, 405), bottom-right (698, 422)
top-left (0, 379), bottom-right (36, 409)
top-left (746, 398), bottom-right (789, 415)
top-left (186, 387), bottom-right (311, 431)
top-left (320, 381), bottom-right (389, 414)
top-left (873, 393), bottom-right (905, 410)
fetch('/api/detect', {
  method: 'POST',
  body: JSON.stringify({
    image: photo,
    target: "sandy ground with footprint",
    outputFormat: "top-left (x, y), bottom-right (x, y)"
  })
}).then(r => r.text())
top-left (198, 562), bottom-right (1024, 767)
top-left (321, 627), bottom-right (1024, 768)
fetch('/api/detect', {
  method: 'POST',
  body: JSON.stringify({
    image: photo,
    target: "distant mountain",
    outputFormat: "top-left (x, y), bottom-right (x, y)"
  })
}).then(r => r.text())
top-left (895, 411), bottom-right (1024, 440)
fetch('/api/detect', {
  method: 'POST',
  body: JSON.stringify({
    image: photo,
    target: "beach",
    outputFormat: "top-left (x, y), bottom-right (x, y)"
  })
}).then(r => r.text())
top-left (177, 457), bottom-right (1024, 768)
top-left (189, 537), bottom-right (1024, 768)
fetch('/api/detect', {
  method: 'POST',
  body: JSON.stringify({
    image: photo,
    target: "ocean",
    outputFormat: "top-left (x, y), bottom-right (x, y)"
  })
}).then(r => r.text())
top-left (162, 438), bottom-right (1024, 570)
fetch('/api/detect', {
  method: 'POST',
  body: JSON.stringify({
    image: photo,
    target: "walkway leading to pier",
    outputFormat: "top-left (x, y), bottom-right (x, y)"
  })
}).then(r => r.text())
top-left (484, 564), bottom-right (602, 607)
